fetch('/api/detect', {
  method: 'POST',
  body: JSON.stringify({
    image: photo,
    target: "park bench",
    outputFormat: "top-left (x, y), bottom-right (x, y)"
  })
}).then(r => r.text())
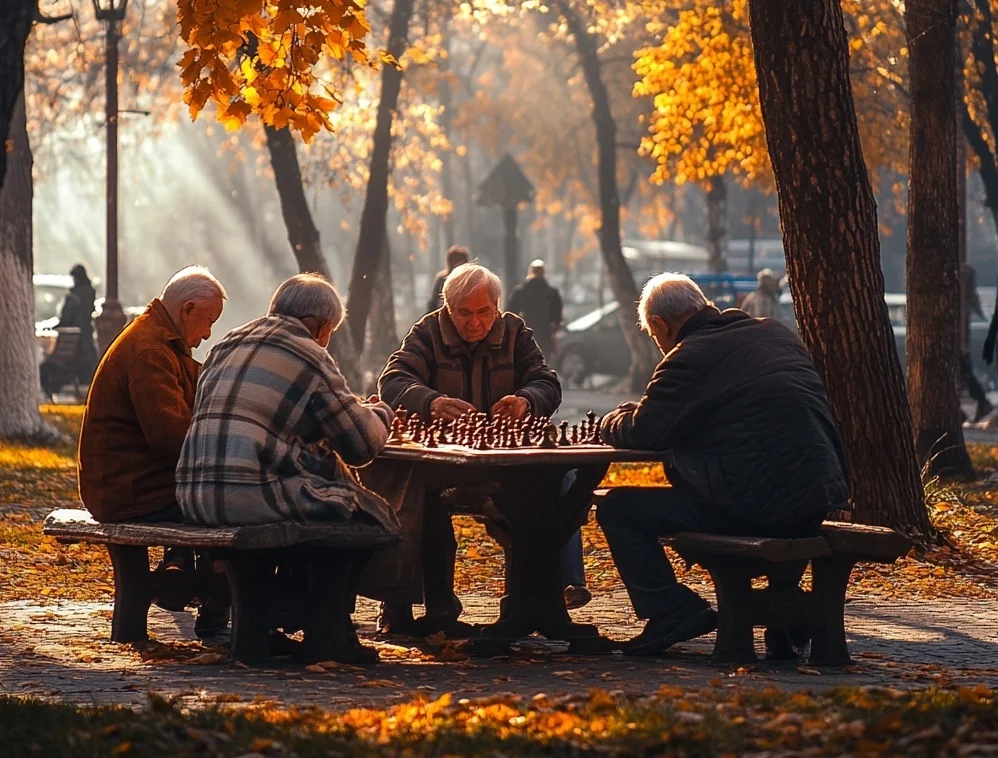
top-left (590, 488), bottom-right (912, 665)
top-left (43, 509), bottom-right (399, 664)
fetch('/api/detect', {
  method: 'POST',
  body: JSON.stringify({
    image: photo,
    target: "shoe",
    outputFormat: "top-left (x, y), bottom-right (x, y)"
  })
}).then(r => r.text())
top-left (973, 401), bottom-right (995, 423)
top-left (159, 547), bottom-right (194, 573)
top-left (564, 585), bottom-right (593, 610)
top-left (194, 604), bottom-right (231, 641)
top-left (623, 608), bottom-right (718, 656)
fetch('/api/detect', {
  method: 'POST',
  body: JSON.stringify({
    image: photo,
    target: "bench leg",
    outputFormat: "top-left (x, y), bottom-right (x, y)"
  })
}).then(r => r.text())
top-left (302, 550), bottom-right (377, 664)
top-left (808, 556), bottom-right (854, 666)
top-left (108, 545), bottom-right (152, 643)
top-left (222, 556), bottom-right (275, 663)
top-left (707, 564), bottom-right (757, 663)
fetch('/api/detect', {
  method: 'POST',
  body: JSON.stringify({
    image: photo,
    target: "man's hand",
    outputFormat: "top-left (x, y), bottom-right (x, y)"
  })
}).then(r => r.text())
top-left (491, 395), bottom-right (530, 420)
top-left (431, 395), bottom-right (477, 422)
top-left (366, 394), bottom-right (380, 404)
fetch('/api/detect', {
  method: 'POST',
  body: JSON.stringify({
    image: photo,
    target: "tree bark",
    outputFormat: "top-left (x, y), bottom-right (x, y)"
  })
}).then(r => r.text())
top-left (962, 107), bottom-right (998, 234)
top-left (366, 235), bottom-right (399, 382)
top-left (345, 0), bottom-right (414, 354)
top-left (0, 89), bottom-right (45, 439)
top-left (905, 0), bottom-right (973, 477)
top-left (705, 176), bottom-right (728, 273)
top-left (965, 0), bottom-right (998, 234)
top-left (747, 0), bottom-right (930, 536)
top-left (557, 0), bottom-right (658, 393)
top-left (264, 123), bottom-right (361, 387)
top-left (0, 0), bottom-right (33, 193)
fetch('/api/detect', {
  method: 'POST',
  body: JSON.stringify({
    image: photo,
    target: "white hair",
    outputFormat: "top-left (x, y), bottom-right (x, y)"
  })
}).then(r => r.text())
top-left (443, 263), bottom-right (502, 310)
top-left (529, 259), bottom-right (545, 275)
top-left (638, 273), bottom-right (709, 332)
top-left (268, 273), bottom-right (345, 330)
top-left (161, 265), bottom-right (227, 306)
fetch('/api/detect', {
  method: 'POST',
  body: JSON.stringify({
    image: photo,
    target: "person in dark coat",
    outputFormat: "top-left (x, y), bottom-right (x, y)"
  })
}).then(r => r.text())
top-left (506, 259), bottom-right (564, 358)
top-left (426, 245), bottom-right (471, 314)
top-left (597, 273), bottom-right (849, 656)
top-left (57, 264), bottom-right (99, 382)
top-left (379, 263), bottom-right (565, 634)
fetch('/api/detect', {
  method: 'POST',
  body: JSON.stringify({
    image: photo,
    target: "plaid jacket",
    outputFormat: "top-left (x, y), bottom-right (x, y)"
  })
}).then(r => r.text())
top-left (176, 314), bottom-right (396, 528)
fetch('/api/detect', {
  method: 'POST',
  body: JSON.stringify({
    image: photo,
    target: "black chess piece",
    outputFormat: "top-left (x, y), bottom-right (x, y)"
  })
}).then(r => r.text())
top-left (425, 428), bottom-right (438, 448)
top-left (472, 431), bottom-right (489, 450)
top-left (519, 423), bottom-right (533, 448)
top-left (571, 424), bottom-right (580, 445)
top-left (437, 421), bottom-right (450, 445)
top-left (541, 423), bottom-right (558, 449)
top-left (389, 416), bottom-right (404, 443)
top-left (557, 420), bottom-right (570, 446)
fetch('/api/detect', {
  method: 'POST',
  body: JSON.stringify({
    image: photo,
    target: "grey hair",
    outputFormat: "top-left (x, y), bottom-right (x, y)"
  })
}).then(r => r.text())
top-left (443, 263), bottom-right (501, 310)
top-left (638, 273), bottom-right (709, 332)
top-left (161, 265), bottom-right (227, 306)
top-left (268, 273), bottom-right (345, 330)
top-left (529, 259), bottom-right (545, 275)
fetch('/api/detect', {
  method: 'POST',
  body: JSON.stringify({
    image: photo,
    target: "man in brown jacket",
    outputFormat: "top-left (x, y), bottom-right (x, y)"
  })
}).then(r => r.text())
top-left (379, 263), bottom-right (563, 635)
top-left (78, 265), bottom-right (227, 638)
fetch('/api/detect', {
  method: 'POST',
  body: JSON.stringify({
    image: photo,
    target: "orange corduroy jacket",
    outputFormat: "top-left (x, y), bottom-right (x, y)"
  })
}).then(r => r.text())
top-left (77, 299), bottom-right (199, 522)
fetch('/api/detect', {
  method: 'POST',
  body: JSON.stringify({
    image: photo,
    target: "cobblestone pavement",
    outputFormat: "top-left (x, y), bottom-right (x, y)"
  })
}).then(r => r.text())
top-left (2, 590), bottom-right (996, 709)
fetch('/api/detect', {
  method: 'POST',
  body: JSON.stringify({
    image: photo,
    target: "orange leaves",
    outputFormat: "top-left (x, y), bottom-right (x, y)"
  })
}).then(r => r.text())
top-left (176, 0), bottom-right (375, 141)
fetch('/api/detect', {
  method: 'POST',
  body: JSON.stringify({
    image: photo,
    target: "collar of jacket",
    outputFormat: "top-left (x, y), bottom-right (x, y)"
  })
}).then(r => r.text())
top-left (145, 298), bottom-right (192, 358)
top-left (676, 305), bottom-right (721, 343)
top-left (438, 307), bottom-right (507, 352)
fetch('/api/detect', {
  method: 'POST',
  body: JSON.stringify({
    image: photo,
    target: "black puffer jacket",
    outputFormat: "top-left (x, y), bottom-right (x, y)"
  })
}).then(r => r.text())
top-left (600, 306), bottom-right (849, 530)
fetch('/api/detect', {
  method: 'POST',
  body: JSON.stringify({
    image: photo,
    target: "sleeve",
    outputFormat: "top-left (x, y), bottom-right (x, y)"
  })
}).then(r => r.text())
top-left (551, 288), bottom-right (564, 326)
top-left (599, 351), bottom-right (703, 450)
top-left (377, 321), bottom-right (442, 421)
top-left (427, 275), bottom-right (444, 314)
top-left (512, 324), bottom-right (562, 417)
top-left (312, 359), bottom-right (393, 467)
top-left (506, 286), bottom-right (522, 316)
top-left (126, 349), bottom-right (193, 461)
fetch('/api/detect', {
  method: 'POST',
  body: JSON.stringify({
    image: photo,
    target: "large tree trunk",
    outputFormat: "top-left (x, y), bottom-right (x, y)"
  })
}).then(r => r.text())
top-left (345, 0), bottom-right (414, 354)
top-left (365, 235), bottom-right (399, 384)
top-left (0, 0), bottom-right (33, 193)
top-left (558, 0), bottom-right (658, 393)
top-left (264, 123), bottom-right (361, 387)
top-left (905, 0), bottom-right (973, 477)
top-left (705, 176), bottom-right (728, 273)
top-left (965, 0), bottom-right (998, 235)
top-left (0, 90), bottom-right (45, 439)
top-left (439, 22), bottom-right (456, 255)
top-left (747, 0), bottom-right (930, 537)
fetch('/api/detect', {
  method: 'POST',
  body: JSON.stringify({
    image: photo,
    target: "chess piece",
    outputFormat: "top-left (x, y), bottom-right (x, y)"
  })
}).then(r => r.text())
top-left (437, 422), bottom-right (450, 445)
top-left (425, 428), bottom-right (439, 448)
top-left (586, 410), bottom-right (598, 443)
top-left (571, 424), bottom-right (580, 446)
top-left (472, 431), bottom-right (489, 450)
top-left (541, 423), bottom-right (558, 449)
top-left (519, 423), bottom-right (533, 448)
top-left (557, 420), bottom-right (570, 446)
top-left (389, 416), bottom-right (405, 443)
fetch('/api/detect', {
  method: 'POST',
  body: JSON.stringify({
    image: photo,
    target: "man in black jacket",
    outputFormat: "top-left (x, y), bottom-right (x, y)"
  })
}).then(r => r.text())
top-left (598, 273), bottom-right (849, 655)
top-left (506, 259), bottom-right (563, 358)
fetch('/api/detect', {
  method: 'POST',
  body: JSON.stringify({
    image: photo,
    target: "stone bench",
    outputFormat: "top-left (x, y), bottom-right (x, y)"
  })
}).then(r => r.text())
top-left (43, 509), bottom-right (399, 664)
top-left (662, 522), bottom-right (911, 665)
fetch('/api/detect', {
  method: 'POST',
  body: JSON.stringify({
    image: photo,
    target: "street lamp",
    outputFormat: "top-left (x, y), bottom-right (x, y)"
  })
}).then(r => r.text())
top-left (93, 0), bottom-right (129, 354)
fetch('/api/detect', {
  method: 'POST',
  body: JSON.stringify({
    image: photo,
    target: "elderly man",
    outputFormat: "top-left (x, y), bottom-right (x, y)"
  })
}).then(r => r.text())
top-left (176, 274), bottom-right (395, 529)
top-left (78, 265), bottom-right (227, 640)
top-left (740, 268), bottom-right (781, 320)
top-left (379, 263), bottom-right (563, 633)
top-left (597, 273), bottom-right (849, 655)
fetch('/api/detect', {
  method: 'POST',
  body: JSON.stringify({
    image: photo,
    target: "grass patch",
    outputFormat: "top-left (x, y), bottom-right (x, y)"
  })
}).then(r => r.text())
top-left (1, 685), bottom-right (996, 756)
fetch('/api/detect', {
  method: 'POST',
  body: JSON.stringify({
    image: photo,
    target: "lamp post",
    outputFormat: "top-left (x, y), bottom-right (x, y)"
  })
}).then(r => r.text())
top-left (93, 0), bottom-right (129, 354)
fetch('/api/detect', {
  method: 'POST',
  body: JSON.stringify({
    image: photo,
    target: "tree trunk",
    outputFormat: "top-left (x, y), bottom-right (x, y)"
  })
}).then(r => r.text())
top-left (747, 0), bottom-right (930, 537)
top-left (905, 0), bottom-right (973, 477)
top-left (965, 0), bottom-right (998, 234)
top-left (705, 176), bottom-right (728, 273)
top-left (0, 89), bottom-right (45, 439)
top-left (264, 123), bottom-right (361, 387)
top-left (365, 235), bottom-right (399, 384)
top-left (0, 0), bottom-right (33, 193)
top-left (439, 22), bottom-right (456, 255)
top-left (557, 0), bottom-right (658, 393)
top-left (963, 108), bottom-right (998, 237)
top-left (345, 0), bottom-right (414, 355)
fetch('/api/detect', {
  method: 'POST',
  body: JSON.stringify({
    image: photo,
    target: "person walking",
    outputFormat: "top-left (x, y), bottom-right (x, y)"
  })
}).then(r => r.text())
top-left (56, 264), bottom-right (99, 382)
top-left (740, 268), bottom-right (781, 321)
top-left (506, 259), bottom-right (564, 358)
top-left (427, 245), bottom-right (471, 314)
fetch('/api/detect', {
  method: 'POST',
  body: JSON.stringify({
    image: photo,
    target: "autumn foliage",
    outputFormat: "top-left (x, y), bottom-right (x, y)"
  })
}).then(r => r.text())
top-left (177, 0), bottom-right (381, 141)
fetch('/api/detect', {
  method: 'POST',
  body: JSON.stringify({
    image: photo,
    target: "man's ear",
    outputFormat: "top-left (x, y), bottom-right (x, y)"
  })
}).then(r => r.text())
top-left (181, 301), bottom-right (197, 319)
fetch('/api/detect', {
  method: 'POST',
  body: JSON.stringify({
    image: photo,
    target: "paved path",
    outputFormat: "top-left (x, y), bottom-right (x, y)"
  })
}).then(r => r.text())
top-left (2, 590), bottom-right (996, 710)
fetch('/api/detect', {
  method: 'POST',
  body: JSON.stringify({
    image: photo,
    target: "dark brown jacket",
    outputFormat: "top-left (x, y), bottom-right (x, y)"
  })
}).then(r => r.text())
top-left (379, 309), bottom-right (561, 421)
top-left (78, 299), bottom-right (199, 521)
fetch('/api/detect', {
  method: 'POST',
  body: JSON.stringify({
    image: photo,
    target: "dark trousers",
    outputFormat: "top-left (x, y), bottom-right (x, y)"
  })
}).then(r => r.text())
top-left (596, 486), bottom-right (823, 621)
top-left (961, 353), bottom-right (990, 406)
top-left (423, 492), bottom-right (461, 617)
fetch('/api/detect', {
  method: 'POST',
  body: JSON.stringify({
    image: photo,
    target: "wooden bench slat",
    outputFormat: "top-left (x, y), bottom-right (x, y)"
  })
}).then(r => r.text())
top-left (820, 520), bottom-right (911, 562)
top-left (43, 509), bottom-right (399, 551)
top-left (661, 533), bottom-right (832, 562)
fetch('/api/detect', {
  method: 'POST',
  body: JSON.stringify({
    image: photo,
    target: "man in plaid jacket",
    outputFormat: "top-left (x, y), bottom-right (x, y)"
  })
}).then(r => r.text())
top-left (176, 274), bottom-right (396, 529)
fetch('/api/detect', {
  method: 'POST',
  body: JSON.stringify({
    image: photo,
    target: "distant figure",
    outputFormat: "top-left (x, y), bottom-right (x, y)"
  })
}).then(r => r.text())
top-left (741, 268), bottom-right (781, 320)
top-left (506, 259), bottom-right (564, 358)
top-left (962, 264), bottom-right (993, 422)
top-left (427, 245), bottom-right (471, 314)
top-left (56, 264), bottom-right (99, 382)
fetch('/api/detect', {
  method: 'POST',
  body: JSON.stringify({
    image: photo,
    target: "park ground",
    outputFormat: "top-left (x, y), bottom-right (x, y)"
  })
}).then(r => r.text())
top-left (1, 405), bottom-right (998, 754)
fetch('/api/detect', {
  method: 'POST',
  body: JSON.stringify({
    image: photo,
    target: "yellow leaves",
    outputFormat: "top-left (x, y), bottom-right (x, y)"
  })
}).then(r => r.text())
top-left (176, 0), bottom-right (373, 138)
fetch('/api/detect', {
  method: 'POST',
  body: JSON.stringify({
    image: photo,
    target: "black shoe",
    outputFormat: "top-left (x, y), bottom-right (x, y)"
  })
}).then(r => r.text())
top-left (973, 401), bottom-right (995, 423)
top-left (623, 608), bottom-right (718, 656)
top-left (194, 604), bottom-right (231, 641)
top-left (564, 585), bottom-right (593, 610)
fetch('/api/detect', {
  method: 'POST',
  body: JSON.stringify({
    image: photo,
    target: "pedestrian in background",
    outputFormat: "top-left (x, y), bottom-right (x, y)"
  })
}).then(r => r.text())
top-left (427, 245), bottom-right (471, 314)
top-left (506, 259), bottom-right (564, 359)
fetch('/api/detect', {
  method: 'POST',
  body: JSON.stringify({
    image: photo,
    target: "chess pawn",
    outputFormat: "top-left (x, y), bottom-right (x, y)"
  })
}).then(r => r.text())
top-left (541, 423), bottom-right (559, 449)
top-left (591, 416), bottom-right (603, 444)
top-left (389, 416), bottom-right (405, 443)
top-left (557, 420), bottom-right (570, 446)
top-left (425, 428), bottom-right (438, 448)
top-left (472, 431), bottom-right (489, 450)
top-left (519, 423), bottom-right (533, 448)
top-left (571, 424), bottom-right (580, 446)
top-left (437, 421), bottom-right (450, 445)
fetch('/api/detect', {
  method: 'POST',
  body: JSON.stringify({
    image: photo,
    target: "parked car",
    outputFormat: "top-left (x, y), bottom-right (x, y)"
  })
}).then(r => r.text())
top-left (554, 274), bottom-right (757, 386)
